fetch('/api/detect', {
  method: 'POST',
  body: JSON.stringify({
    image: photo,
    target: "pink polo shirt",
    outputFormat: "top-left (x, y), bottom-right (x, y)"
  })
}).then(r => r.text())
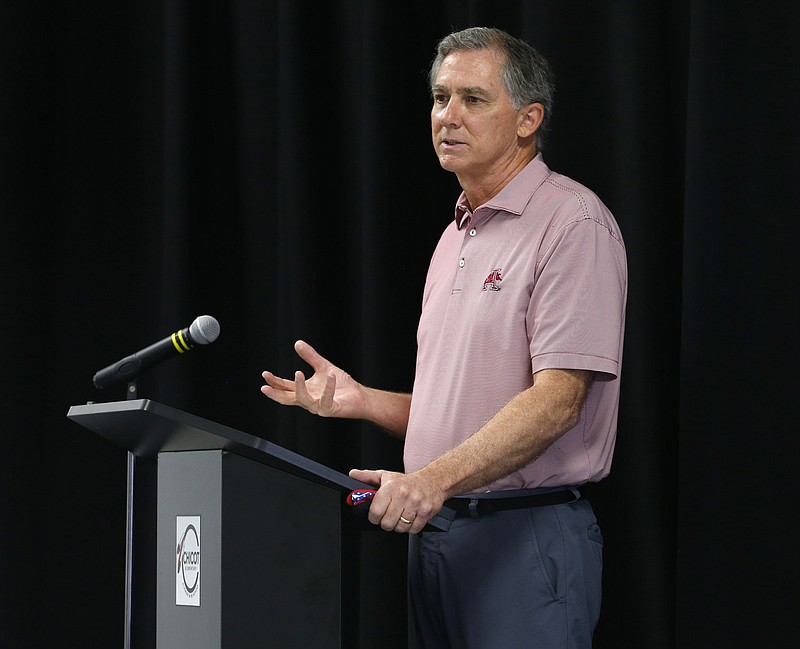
top-left (404, 154), bottom-right (627, 490)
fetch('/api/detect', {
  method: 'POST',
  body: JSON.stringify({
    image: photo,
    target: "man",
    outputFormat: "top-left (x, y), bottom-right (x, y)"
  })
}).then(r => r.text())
top-left (262, 27), bottom-right (626, 648)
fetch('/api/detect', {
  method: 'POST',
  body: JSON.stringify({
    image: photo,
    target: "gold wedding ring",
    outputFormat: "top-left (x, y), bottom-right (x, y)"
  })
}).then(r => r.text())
top-left (399, 516), bottom-right (413, 525)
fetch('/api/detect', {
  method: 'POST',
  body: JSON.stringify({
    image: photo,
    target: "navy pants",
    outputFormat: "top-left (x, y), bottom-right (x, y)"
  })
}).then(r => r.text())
top-left (408, 498), bottom-right (603, 649)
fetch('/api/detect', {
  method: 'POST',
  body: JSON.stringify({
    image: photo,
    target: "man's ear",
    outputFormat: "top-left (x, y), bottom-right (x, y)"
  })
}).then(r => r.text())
top-left (517, 102), bottom-right (545, 139)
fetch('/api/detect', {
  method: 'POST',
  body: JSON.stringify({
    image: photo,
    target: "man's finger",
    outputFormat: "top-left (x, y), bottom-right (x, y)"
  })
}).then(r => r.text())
top-left (318, 372), bottom-right (337, 415)
top-left (348, 468), bottom-right (383, 486)
top-left (261, 371), bottom-right (295, 391)
top-left (408, 515), bottom-right (429, 535)
top-left (294, 340), bottom-right (326, 373)
top-left (293, 370), bottom-right (316, 411)
top-left (260, 384), bottom-right (298, 405)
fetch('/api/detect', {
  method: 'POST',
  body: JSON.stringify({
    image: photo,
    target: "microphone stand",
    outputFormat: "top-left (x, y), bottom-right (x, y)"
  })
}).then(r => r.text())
top-left (123, 380), bottom-right (138, 649)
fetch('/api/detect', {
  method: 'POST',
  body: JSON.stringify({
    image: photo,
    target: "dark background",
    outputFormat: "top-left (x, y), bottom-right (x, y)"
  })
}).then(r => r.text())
top-left (2, 1), bottom-right (798, 647)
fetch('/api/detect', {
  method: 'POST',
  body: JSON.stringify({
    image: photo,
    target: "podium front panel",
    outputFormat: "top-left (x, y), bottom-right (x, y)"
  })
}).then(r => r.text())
top-left (157, 450), bottom-right (342, 649)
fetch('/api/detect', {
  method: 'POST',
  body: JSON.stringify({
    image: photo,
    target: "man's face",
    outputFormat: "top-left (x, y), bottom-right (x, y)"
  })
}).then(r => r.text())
top-left (431, 48), bottom-right (529, 185)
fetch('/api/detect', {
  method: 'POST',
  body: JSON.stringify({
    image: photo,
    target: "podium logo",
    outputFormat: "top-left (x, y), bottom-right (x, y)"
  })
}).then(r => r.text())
top-left (176, 516), bottom-right (201, 606)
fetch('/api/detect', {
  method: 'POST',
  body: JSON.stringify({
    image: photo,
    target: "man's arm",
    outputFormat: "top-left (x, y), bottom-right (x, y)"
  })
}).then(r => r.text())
top-left (350, 367), bottom-right (594, 534)
top-left (261, 339), bottom-right (411, 437)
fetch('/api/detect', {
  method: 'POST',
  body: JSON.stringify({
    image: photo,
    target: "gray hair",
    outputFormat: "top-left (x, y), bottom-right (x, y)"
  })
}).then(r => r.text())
top-left (429, 27), bottom-right (555, 150)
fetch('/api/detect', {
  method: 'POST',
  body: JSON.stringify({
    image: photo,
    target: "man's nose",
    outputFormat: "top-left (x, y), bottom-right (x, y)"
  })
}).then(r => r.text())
top-left (438, 98), bottom-right (462, 127)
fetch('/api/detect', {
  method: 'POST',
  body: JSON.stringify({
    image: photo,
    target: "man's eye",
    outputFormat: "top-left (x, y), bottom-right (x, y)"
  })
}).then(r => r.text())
top-left (433, 94), bottom-right (448, 103)
top-left (467, 96), bottom-right (482, 104)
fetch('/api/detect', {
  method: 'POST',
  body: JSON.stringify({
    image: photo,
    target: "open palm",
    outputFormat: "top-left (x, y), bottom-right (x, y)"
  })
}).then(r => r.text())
top-left (261, 340), bottom-right (367, 419)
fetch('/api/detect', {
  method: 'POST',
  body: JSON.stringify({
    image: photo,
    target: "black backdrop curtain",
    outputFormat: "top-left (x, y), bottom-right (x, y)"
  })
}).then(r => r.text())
top-left (1, 1), bottom-right (798, 647)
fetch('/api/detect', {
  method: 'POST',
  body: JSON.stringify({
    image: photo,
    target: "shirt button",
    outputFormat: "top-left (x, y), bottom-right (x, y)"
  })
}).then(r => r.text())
top-left (459, 258), bottom-right (465, 268)
top-left (469, 228), bottom-right (477, 237)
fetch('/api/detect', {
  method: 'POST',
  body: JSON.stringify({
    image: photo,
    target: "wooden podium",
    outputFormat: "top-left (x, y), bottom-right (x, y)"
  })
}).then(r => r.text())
top-left (67, 399), bottom-right (453, 649)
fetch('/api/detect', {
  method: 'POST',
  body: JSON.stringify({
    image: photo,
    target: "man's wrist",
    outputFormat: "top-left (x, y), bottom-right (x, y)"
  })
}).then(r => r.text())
top-left (360, 387), bottom-right (411, 437)
top-left (415, 457), bottom-right (463, 502)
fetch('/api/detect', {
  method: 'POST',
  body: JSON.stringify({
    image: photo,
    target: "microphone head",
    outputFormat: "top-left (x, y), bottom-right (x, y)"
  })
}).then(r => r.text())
top-left (189, 315), bottom-right (220, 345)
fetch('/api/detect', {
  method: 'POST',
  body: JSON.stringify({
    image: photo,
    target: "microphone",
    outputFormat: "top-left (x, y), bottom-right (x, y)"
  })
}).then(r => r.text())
top-left (93, 315), bottom-right (221, 389)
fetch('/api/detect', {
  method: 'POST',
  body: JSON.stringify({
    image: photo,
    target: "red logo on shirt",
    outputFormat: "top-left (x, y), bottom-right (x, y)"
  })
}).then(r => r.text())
top-left (482, 268), bottom-right (503, 291)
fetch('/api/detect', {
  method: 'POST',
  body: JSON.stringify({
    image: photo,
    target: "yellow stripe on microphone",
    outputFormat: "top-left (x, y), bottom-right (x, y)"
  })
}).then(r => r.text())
top-left (177, 328), bottom-right (192, 351)
top-left (171, 330), bottom-right (191, 353)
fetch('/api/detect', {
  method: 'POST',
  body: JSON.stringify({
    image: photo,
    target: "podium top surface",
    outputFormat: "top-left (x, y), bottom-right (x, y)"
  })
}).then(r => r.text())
top-left (67, 399), bottom-right (367, 492)
top-left (67, 399), bottom-right (454, 531)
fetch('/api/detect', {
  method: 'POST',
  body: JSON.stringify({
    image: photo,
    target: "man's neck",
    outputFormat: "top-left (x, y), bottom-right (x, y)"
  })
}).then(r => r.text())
top-left (459, 149), bottom-right (537, 210)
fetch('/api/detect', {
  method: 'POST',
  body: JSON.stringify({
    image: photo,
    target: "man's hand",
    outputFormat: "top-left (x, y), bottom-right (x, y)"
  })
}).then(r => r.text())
top-left (261, 340), bottom-right (368, 419)
top-left (349, 468), bottom-right (446, 535)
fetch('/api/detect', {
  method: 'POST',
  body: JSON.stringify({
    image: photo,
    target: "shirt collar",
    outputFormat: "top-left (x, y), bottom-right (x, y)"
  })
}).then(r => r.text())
top-left (453, 153), bottom-right (551, 229)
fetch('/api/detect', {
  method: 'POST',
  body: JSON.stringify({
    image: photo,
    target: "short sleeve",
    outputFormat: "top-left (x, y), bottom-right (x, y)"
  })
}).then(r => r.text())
top-left (527, 216), bottom-right (627, 377)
